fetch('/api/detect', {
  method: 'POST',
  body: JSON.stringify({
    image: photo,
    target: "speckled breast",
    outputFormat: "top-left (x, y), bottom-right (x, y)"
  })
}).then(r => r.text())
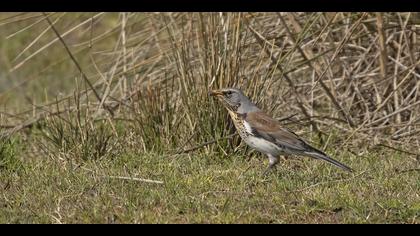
top-left (228, 111), bottom-right (249, 140)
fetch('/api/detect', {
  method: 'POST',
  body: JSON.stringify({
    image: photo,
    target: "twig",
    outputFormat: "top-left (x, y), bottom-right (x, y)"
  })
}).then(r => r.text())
top-left (0, 110), bottom-right (61, 139)
top-left (277, 113), bottom-right (299, 122)
top-left (375, 143), bottom-right (420, 157)
top-left (397, 168), bottom-right (420, 174)
top-left (0, 100), bottom-right (123, 139)
top-left (0, 125), bottom-right (15, 129)
top-left (285, 170), bottom-right (368, 193)
top-left (392, 130), bottom-right (420, 140)
top-left (80, 166), bottom-right (164, 184)
top-left (42, 12), bottom-right (114, 117)
top-left (104, 175), bottom-right (164, 184)
top-left (175, 133), bottom-right (237, 154)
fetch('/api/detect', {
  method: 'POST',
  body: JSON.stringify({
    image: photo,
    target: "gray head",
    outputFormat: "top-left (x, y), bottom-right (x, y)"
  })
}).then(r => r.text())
top-left (209, 88), bottom-right (260, 114)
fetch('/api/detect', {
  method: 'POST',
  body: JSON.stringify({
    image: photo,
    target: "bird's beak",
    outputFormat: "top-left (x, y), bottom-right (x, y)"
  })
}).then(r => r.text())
top-left (209, 90), bottom-right (223, 97)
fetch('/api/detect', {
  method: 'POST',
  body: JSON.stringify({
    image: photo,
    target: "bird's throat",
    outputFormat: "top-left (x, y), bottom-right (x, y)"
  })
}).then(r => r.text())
top-left (228, 111), bottom-right (246, 128)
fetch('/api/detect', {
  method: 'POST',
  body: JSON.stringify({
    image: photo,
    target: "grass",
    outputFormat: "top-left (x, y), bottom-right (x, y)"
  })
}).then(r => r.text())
top-left (1, 136), bottom-right (418, 223)
top-left (1, 12), bottom-right (419, 224)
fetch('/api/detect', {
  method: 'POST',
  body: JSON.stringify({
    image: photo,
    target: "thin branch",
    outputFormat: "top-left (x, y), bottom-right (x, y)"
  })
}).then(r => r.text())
top-left (175, 133), bottom-right (238, 154)
top-left (42, 12), bottom-right (114, 117)
top-left (375, 143), bottom-right (420, 157)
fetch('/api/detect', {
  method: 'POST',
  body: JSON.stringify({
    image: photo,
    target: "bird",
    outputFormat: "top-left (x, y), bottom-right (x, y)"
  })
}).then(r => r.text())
top-left (209, 88), bottom-right (352, 174)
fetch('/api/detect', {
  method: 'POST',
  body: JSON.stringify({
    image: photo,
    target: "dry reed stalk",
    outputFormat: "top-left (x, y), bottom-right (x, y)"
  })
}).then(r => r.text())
top-left (245, 21), bottom-right (321, 136)
top-left (375, 12), bottom-right (387, 106)
top-left (279, 12), bottom-right (356, 128)
top-left (1, 13), bottom-right (419, 153)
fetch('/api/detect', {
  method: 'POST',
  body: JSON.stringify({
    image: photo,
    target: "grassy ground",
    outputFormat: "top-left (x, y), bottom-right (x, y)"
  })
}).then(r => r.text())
top-left (1, 137), bottom-right (418, 223)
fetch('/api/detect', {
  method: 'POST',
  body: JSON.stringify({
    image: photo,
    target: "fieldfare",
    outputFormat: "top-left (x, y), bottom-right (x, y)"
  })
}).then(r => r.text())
top-left (210, 88), bottom-right (352, 174)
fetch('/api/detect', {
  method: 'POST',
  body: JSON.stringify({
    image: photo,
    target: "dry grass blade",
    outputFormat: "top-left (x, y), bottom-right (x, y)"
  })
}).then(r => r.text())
top-left (10, 12), bottom-right (105, 72)
top-left (309, 12), bottom-right (368, 90)
top-left (104, 175), bottom-right (164, 184)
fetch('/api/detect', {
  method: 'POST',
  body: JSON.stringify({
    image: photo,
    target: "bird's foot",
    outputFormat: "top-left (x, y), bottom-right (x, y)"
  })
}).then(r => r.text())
top-left (262, 164), bottom-right (277, 176)
top-left (280, 156), bottom-right (289, 161)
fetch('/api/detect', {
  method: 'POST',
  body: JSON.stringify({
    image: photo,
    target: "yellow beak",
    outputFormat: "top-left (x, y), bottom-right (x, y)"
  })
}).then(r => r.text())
top-left (209, 90), bottom-right (223, 97)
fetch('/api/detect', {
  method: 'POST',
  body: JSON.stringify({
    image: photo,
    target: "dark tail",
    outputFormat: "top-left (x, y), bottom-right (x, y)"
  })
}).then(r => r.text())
top-left (304, 148), bottom-right (353, 172)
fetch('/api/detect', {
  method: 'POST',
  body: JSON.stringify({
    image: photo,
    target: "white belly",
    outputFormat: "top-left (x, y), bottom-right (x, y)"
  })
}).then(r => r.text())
top-left (243, 135), bottom-right (284, 155)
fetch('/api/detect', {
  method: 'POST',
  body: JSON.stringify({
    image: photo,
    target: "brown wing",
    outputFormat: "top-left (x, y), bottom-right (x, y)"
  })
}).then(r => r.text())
top-left (246, 111), bottom-right (353, 171)
top-left (245, 111), bottom-right (311, 152)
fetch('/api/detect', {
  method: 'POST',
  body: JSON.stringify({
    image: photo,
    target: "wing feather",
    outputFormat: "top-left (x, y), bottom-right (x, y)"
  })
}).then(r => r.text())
top-left (244, 111), bottom-right (353, 171)
top-left (245, 111), bottom-right (311, 152)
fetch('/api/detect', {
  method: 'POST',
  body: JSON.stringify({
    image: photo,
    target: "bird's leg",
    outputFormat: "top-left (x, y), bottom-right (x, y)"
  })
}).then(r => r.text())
top-left (280, 155), bottom-right (289, 161)
top-left (279, 156), bottom-right (290, 169)
top-left (262, 164), bottom-right (277, 176)
top-left (263, 155), bottom-right (279, 176)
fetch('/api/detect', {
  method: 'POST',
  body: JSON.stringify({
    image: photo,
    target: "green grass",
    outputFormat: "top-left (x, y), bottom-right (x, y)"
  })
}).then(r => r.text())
top-left (1, 141), bottom-right (418, 223)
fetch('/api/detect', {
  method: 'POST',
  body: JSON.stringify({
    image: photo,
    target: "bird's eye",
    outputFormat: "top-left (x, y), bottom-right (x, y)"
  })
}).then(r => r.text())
top-left (225, 91), bottom-right (233, 97)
